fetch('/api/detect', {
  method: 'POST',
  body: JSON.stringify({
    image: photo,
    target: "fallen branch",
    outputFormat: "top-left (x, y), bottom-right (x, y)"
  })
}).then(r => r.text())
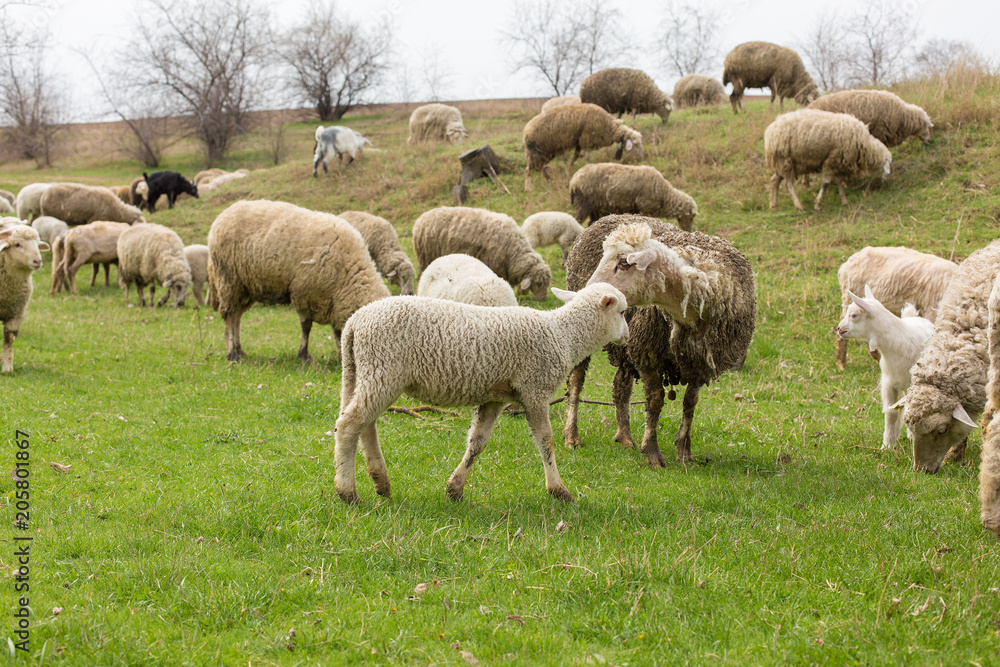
top-left (388, 405), bottom-right (462, 418)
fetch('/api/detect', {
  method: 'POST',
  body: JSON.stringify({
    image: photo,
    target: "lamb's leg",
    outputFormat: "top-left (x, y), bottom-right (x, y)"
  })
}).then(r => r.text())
top-left (639, 371), bottom-right (668, 468)
top-left (562, 357), bottom-right (590, 448)
top-left (675, 383), bottom-right (702, 463)
top-left (612, 365), bottom-right (637, 449)
top-left (882, 383), bottom-right (902, 449)
top-left (2, 325), bottom-right (17, 373)
top-left (522, 397), bottom-right (573, 502)
top-left (298, 315), bottom-right (314, 363)
top-left (784, 175), bottom-right (806, 211)
top-left (90, 264), bottom-right (99, 287)
top-left (359, 421), bottom-right (390, 498)
top-left (223, 308), bottom-right (246, 361)
top-left (768, 173), bottom-right (783, 209)
top-left (836, 337), bottom-right (848, 371)
top-left (447, 402), bottom-right (506, 501)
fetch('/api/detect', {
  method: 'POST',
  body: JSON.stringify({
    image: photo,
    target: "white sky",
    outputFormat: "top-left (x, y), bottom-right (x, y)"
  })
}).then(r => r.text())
top-left (15, 0), bottom-right (1000, 121)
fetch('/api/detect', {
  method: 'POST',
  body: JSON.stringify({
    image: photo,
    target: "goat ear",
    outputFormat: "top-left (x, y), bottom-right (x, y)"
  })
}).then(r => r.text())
top-left (848, 291), bottom-right (871, 313)
top-left (626, 249), bottom-right (657, 271)
top-left (890, 396), bottom-right (907, 412)
top-left (551, 287), bottom-right (576, 303)
top-left (953, 403), bottom-right (979, 429)
top-left (520, 277), bottom-right (532, 291)
top-left (600, 294), bottom-right (618, 309)
top-left (863, 284), bottom-right (875, 300)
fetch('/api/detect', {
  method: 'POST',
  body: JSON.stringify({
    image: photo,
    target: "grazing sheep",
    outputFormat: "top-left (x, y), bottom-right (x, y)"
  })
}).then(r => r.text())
top-left (417, 254), bottom-right (519, 307)
top-left (412, 206), bottom-right (551, 300)
top-left (207, 200), bottom-right (390, 362)
top-left (541, 95), bottom-right (582, 113)
top-left (117, 223), bottom-right (192, 308)
top-left (0, 224), bottom-right (48, 372)
top-left (338, 210), bottom-right (415, 295)
top-left (569, 163), bottom-right (699, 231)
top-left (565, 215), bottom-right (756, 467)
top-left (764, 108), bottom-right (892, 211)
top-left (580, 68), bottom-right (673, 124)
top-left (40, 183), bottom-right (144, 225)
top-left (129, 176), bottom-right (149, 210)
top-left (809, 89), bottom-right (933, 147)
top-left (184, 244), bottom-right (209, 307)
top-left (836, 286), bottom-right (935, 449)
top-left (0, 189), bottom-right (14, 205)
top-left (194, 168), bottom-right (227, 186)
top-left (333, 282), bottom-right (630, 504)
top-left (672, 74), bottom-right (727, 108)
top-left (522, 103), bottom-right (643, 191)
top-left (143, 171), bottom-right (199, 212)
top-left (407, 103), bottom-right (468, 146)
top-left (30, 216), bottom-right (68, 246)
top-left (900, 239), bottom-right (1000, 473)
top-left (836, 246), bottom-right (957, 370)
top-left (15, 183), bottom-right (52, 222)
top-left (109, 184), bottom-right (132, 204)
top-left (313, 126), bottom-right (372, 175)
top-left (50, 221), bottom-right (130, 295)
top-left (980, 273), bottom-right (1000, 541)
top-left (0, 198), bottom-right (13, 214)
top-left (197, 170), bottom-right (249, 195)
top-left (723, 41), bottom-right (819, 114)
top-left (521, 211), bottom-right (584, 267)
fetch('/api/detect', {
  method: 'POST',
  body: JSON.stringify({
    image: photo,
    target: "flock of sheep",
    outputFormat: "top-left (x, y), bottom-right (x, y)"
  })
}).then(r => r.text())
top-left (2, 39), bottom-right (999, 541)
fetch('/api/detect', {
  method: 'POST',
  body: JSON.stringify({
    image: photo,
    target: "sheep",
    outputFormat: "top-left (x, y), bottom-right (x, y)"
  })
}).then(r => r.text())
top-left (197, 170), bottom-right (249, 195)
top-left (0, 189), bottom-right (13, 206)
top-left (39, 183), bottom-right (144, 225)
top-left (521, 211), bottom-right (584, 267)
top-left (569, 163), bottom-right (699, 231)
top-left (673, 74), bottom-right (727, 108)
top-left (184, 244), bottom-right (209, 307)
top-left (835, 246), bottom-right (957, 370)
top-left (412, 206), bottom-right (551, 300)
top-left (579, 68), bottom-right (673, 124)
top-left (564, 215), bottom-right (756, 467)
top-left (313, 126), bottom-right (373, 175)
top-left (764, 108), bottom-right (892, 211)
top-left (117, 223), bottom-right (192, 308)
top-left (417, 254), bottom-right (519, 307)
top-left (50, 221), bottom-right (130, 295)
top-left (407, 103), bottom-right (468, 146)
top-left (0, 198), bottom-right (13, 214)
top-left (809, 89), bottom-right (933, 147)
top-left (143, 171), bottom-right (199, 212)
top-left (836, 286), bottom-right (935, 449)
top-left (541, 95), bottom-right (581, 113)
top-left (30, 216), bottom-right (68, 246)
top-left (980, 273), bottom-right (1000, 541)
top-left (723, 41), bottom-right (819, 114)
top-left (900, 238), bottom-right (1000, 473)
top-left (15, 183), bottom-right (51, 222)
top-left (109, 184), bottom-right (132, 204)
top-left (0, 224), bottom-right (49, 372)
top-left (337, 210), bottom-right (415, 295)
top-left (333, 282), bottom-right (630, 504)
top-left (129, 176), bottom-right (148, 210)
top-left (207, 200), bottom-right (390, 363)
top-left (522, 103), bottom-right (643, 191)
top-left (194, 168), bottom-right (227, 186)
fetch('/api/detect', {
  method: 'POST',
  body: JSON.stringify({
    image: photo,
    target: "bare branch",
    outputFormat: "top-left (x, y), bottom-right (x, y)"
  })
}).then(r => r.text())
top-left (656, 3), bottom-right (721, 78)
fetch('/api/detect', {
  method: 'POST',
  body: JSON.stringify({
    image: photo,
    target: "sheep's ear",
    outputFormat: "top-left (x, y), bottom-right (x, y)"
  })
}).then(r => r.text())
top-left (625, 249), bottom-right (657, 271)
top-left (890, 396), bottom-right (906, 412)
top-left (551, 287), bottom-right (575, 303)
top-left (37, 241), bottom-right (50, 252)
top-left (863, 284), bottom-right (875, 300)
top-left (520, 277), bottom-right (532, 291)
top-left (0, 229), bottom-right (11, 252)
top-left (600, 294), bottom-right (619, 309)
top-left (848, 291), bottom-right (871, 313)
top-left (953, 403), bottom-right (979, 429)
top-left (625, 139), bottom-right (633, 151)
top-left (387, 269), bottom-right (397, 278)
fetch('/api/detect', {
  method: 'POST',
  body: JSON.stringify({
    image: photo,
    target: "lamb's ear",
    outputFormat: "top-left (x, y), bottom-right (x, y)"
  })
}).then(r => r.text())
top-left (890, 396), bottom-right (906, 412)
top-left (0, 229), bottom-right (12, 252)
top-left (863, 284), bottom-right (875, 300)
top-left (551, 287), bottom-right (576, 303)
top-left (520, 277), bottom-right (532, 291)
top-left (600, 294), bottom-right (619, 309)
top-left (953, 403), bottom-right (979, 429)
top-left (625, 249), bottom-right (657, 271)
top-left (37, 241), bottom-right (50, 252)
top-left (848, 291), bottom-right (871, 313)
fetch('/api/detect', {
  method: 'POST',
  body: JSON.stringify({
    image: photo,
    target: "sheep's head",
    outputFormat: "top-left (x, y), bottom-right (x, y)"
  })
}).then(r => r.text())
top-left (518, 255), bottom-right (552, 300)
top-left (795, 82), bottom-right (819, 106)
top-left (388, 255), bottom-right (415, 295)
top-left (614, 128), bottom-right (644, 162)
top-left (165, 274), bottom-right (192, 308)
top-left (0, 225), bottom-right (48, 272)
top-left (868, 137), bottom-right (892, 181)
top-left (446, 121), bottom-right (468, 144)
top-left (655, 93), bottom-right (674, 123)
top-left (914, 107), bottom-right (934, 143)
top-left (900, 386), bottom-right (979, 473)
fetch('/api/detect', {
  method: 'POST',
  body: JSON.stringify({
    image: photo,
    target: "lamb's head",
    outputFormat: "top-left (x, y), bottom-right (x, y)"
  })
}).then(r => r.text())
top-left (552, 283), bottom-right (629, 346)
top-left (836, 286), bottom-right (888, 342)
top-left (614, 126), bottom-right (644, 162)
top-left (0, 225), bottom-right (48, 273)
top-left (868, 136), bottom-right (892, 181)
top-left (516, 251), bottom-right (552, 300)
top-left (900, 385), bottom-right (979, 473)
top-left (387, 254), bottom-right (415, 295)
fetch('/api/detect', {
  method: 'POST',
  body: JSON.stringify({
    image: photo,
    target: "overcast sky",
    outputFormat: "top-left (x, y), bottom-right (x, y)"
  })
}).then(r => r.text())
top-left (16, 0), bottom-right (1000, 121)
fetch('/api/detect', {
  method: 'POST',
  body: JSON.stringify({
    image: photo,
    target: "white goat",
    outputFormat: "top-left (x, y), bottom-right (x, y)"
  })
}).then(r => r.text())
top-left (312, 126), bottom-right (373, 176)
top-left (836, 285), bottom-right (934, 449)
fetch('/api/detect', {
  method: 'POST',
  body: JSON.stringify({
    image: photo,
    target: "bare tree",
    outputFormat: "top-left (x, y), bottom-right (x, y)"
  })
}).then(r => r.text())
top-left (846, 0), bottom-right (919, 86)
top-left (798, 10), bottom-right (850, 92)
top-left (279, 0), bottom-right (392, 122)
top-left (503, 0), bottom-right (626, 96)
top-left (657, 3), bottom-right (721, 77)
top-left (133, 0), bottom-right (274, 165)
top-left (915, 39), bottom-right (986, 78)
top-left (421, 47), bottom-right (454, 102)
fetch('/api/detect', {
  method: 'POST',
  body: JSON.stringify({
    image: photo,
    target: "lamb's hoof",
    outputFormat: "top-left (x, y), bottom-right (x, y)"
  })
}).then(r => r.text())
top-left (548, 485), bottom-right (574, 502)
top-left (643, 450), bottom-right (667, 468)
top-left (337, 490), bottom-right (362, 505)
top-left (446, 485), bottom-right (464, 502)
top-left (836, 362), bottom-right (846, 372)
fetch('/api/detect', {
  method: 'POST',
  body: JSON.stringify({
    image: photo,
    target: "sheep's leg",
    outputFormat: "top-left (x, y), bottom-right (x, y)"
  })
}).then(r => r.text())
top-left (524, 167), bottom-right (533, 192)
top-left (729, 90), bottom-right (741, 114)
top-left (103, 263), bottom-right (111, 286)
top-left (783, 175), bottom-right (806, 211)
top-left (882, 383), bottom-right (902, 449)
top-left (148, 283), bottom-right (157, 307)
top-left (2, 326), bottom-right (17, 373)
top-left (336, 386), bottom-right (397, 504)
top-left (298, 315), bottom-right (314, 363)
top-left (136, 282), bottom-right (146, 308)
top-left (121, 279), bottom-right (130, 304)
top-left (223, 308), bottom-right (246, 361)
top-left (639, 371), bottom-right (668, 468)
top-left (835, 337), bottom-right (848, 371)
top-left (447, 402), bottom-right (506, 501)
top-left (612, 365), bottom-right (637, 449)
top-left (359, 421), bottom-right (390, 498)
top-left (562, 357), bottom-right (590, 448)
top-left (194, 284), bottom-right (205, 307)
top-left (768, 173), bottom-right (783, 209)
top-left (837, 181), bottom-right (849, 206)
top-left (523, 398), bottom-right (573, 502)
top-left (89, 264), bottom-right (99, 287)
top-left (675, 383), bottom-right (701, 463)
top-left (814, 175), bottom-right (832, 211)
top-left (333, 327), bottom-right (342, 361)
top-left (155, 285), bottom-right (171, 307)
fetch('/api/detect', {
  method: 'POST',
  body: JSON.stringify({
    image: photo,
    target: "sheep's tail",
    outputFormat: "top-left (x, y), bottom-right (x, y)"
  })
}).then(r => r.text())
top-left (339, 324), bottom-right (357, 416)
top-left (900, 303), bottom-right (920, 319)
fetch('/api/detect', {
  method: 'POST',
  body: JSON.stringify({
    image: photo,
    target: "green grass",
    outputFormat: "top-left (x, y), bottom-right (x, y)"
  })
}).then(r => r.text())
top-left (2, 79), bottom-right (1000, 665)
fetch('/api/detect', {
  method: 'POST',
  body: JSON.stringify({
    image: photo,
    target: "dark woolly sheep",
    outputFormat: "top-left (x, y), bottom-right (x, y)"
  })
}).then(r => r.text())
top-left (723, 41), bottom-right (818, 114)
top-left (564, 215), bottom-right (756, 466)
top-left (579, 68), bottom-right (673, 124)
top-left (672, 75), bottom-right (727, 108)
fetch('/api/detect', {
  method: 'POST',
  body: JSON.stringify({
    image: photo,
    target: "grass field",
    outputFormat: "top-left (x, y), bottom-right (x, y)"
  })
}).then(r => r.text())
top-left (2, 71), bottom-right (1000, 665)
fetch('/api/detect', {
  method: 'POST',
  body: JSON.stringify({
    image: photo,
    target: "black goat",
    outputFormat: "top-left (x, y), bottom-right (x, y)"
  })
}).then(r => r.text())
top-left (143, 171), bottom-right (199, 212)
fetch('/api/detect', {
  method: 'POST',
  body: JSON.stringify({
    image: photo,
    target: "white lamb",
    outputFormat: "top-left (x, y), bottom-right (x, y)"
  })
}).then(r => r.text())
top-left (836, 285), bottom-right (934, 449)
top-left (0, 224), bottom-right (49, 373)
top-left (417, 254), bottom-right (518, 307)
top-left (521, 212), bottom-right (584, 268)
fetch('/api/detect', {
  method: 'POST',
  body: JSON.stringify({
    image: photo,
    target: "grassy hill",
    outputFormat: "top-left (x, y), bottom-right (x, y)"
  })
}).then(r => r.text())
top-left (2, 69), bottom-right (1000, 664)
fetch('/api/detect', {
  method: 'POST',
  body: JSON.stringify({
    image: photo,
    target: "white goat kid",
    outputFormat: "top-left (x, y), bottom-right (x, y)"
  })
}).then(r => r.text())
top-left (837, 285), bottom-right (934, 449)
